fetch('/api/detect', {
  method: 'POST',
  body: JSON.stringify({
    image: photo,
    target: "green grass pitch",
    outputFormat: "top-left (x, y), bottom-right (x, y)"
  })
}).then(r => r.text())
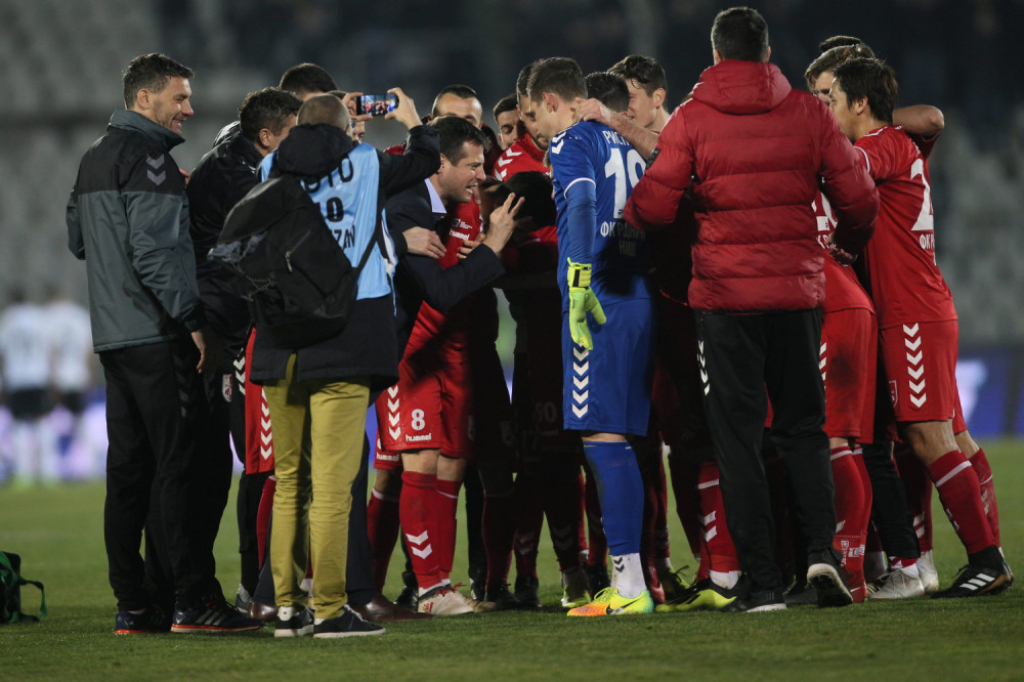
top-left (1, 440), bottom-right (1022, 681)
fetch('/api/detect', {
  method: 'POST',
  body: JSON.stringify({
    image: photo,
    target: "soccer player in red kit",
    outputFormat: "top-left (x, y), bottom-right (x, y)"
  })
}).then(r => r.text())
top-left (830, 58), bottom-right (1012, 597)
top-left (807, 39), bottom-right (944, 599)
top-left (370, 118), bottom-right (493, 616)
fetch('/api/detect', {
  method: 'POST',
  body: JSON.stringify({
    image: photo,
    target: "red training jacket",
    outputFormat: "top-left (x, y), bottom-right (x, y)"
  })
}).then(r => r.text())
top-left (624, 60), bottom-right (877, 312)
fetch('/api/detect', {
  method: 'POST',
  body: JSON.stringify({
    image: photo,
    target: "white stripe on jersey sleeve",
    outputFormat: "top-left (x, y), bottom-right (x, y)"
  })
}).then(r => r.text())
top-left (563, 176), bottom-right (596, 198)
top-left (856, 147), bottom-right (871, 174)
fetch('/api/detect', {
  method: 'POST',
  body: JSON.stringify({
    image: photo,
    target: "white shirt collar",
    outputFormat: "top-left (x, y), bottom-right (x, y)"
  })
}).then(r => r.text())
top-left (425, 178), bottom-right (446, 217)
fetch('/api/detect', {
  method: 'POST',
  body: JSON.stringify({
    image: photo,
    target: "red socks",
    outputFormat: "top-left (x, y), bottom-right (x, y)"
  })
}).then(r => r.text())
top-left (434, 478), bottom-right (462, 581)
top-left (367, 487), bottom-right (400, 593)
top-left (400, 471), bottom-right (441, 590)
top-left (927, 450), bottom-right (995, 555)
top-left (256, 476), bottom-right (277, 568)
top-left (698, 461), bottom-right (740, 573)
top-left (831, 446), bottom-right (868, 601)
top-left (970, 448), bottom-right (1001, 546)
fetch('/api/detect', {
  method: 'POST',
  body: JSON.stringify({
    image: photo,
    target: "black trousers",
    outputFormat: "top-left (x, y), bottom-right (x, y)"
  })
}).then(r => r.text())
top-left (100, 338), bottom-right (215, 611)
top-left (695, 309), bottom-right (837, 591)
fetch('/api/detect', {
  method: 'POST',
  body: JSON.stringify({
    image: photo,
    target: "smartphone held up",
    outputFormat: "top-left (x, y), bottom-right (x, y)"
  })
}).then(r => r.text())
top-left (358, 93), bottom-right (399, 117)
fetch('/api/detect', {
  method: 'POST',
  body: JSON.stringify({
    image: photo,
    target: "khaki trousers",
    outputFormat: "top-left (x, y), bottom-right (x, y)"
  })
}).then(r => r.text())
top-left (263, 354), bottom-right (369, 620)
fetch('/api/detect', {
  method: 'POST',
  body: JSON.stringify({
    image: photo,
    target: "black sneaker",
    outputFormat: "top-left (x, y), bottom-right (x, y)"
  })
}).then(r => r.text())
top-left (807, 550), bottom-right (853, 608)
top-left (783, 579), bottom-right (818, 606)
top-left (394, 571), bottom-right (419, 611)
top-left (114, 607), bottom-right (171, 635)
top-left (483, 583), bottom-right (522, 611)
top-left (171, 597), bottom-right (264, 633)
top-left (720, 588), bottom-right (786, 613)
top-left (931, 563), bottom-right (1013, 599)
top-left (585, 564), bottom-right (611, 596)
top-left (274, 606), bottom-right (314, 638)
top-left (513, 574), bottom-right (541, 609)
top-left (313, 605), bottom-right (386, 638)
top-left (468, 563), bottom-right (488, 602)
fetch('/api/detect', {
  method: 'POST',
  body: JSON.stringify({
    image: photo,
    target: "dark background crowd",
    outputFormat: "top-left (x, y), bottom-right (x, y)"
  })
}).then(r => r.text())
top-left (0, 0), bottom-right (1022, 382)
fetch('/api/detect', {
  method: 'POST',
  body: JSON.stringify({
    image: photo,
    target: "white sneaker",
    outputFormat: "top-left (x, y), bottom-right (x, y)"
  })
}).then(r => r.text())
top-left (417, 587), bottom-right (474, 616)
top-left (918, 551), bottom-right (940, 595)
top-left (868, 568), bottom-right (926, 600)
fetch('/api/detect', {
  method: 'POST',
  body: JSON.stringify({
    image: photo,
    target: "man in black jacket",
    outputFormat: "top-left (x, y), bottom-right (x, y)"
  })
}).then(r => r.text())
top-left (187, 86), bottom-right (302, 614)
top-left (67, 53), bottom-right (261, 634)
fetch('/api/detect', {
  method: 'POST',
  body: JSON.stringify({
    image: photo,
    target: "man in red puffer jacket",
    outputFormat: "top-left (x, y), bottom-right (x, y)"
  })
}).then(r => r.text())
top-left (624, 6), bottom-right (877, 612)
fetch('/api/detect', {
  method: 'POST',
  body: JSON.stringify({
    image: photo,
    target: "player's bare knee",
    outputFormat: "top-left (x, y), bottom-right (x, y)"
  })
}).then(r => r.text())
top-left (902, 421), bottom-right (958, 464)
top-left (437, 453), bottom-right (467, 482)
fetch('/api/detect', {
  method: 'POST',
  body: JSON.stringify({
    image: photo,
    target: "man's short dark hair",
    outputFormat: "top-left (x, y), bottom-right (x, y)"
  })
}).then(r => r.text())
top-left (819, 35), bottom-right (865, 53)
top-left (527, 57), bottom-right (587, 104)
top-left (122, 53), bottom-right (193, 109)
top-left (493, 94), bottom-right (518, 119)
top-left (832, 58), bottom-right (899, 124)
top-left (516, 62), bottom-right (536, 103)
top-left (504, 171), bottom-right (556, 228)
top-left (608, 55), bottom-right (668, 97)
top-left (585, 72), bottom-right (630, 114)
top-left (429, 116), bottom-right (489, 164)
top-left (805, 43), bottom-right (876, 90)
top-left (239, 87), bottom-right (302, 143)
top-left (278, 63), bottom-right (337, 97)
top-left (711, 7), bottom-right (769, 62)
top-left (297, 93), bottom-right (350, 130)
top-left (431, 85), bottom-right (479, 117)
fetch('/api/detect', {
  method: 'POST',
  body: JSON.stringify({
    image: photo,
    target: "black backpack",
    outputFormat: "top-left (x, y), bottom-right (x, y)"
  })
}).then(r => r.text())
top-left (1, 552), bottom-right (46, 624)
top-left (210, 171), bottom-right (379, 349)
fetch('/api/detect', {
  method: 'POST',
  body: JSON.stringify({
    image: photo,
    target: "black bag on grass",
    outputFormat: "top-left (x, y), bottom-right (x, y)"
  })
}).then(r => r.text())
top-left (1, 551), bottom-right (46, 624)
top-left (209, 171), bottom-right (377, 349)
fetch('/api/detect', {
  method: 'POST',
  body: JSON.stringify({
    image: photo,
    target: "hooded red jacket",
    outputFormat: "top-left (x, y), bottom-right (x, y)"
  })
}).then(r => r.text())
top-left (624, 60), bottom-right (877, 312)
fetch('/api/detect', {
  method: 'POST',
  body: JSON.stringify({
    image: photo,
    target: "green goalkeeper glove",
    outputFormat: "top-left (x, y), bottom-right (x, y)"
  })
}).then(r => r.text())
top-left (567, 259), bottom-right (606, 351)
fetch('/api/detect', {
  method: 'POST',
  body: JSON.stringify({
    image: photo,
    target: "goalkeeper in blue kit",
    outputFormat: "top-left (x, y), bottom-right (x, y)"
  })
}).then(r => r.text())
top-left (526, 57), bottom-right (654, 616)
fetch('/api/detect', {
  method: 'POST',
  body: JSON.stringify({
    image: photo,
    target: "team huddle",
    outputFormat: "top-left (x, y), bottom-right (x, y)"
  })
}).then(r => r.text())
top-left (69, 6), bottom-right (1011, 638)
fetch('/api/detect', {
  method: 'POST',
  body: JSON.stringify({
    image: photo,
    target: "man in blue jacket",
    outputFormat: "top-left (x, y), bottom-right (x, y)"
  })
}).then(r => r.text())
top-left (251, 91), bottom-right (441, 638)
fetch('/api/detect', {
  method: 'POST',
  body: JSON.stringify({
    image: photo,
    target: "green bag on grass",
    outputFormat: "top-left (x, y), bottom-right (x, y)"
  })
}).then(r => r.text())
top-left (0, 551), bottom-right (46, 624)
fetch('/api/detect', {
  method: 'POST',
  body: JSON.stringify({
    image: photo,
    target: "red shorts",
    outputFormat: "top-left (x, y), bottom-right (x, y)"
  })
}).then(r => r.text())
top-left (879, 320), bottom-right (958, 424)
top-left (374, 348), bottom-right (473, 458)
top-left (244, 329), bottom-right (275, 474)
top-left (373, 436), bottom-right (402, 471)
top-left (821, 308), bottom-right (877, 442)
top-left (952, 384), bottom-right (967, 434)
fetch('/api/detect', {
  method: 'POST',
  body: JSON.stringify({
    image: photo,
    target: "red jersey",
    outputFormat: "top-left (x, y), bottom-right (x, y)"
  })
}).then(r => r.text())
top-left (408, 201), bottom-right (499, 355)
top-left (493, 134), bottom-right (547, 180)
top-left (814, 190), bottom-right (875, 315)
top-left (855, 126), bottom-right (955, 330)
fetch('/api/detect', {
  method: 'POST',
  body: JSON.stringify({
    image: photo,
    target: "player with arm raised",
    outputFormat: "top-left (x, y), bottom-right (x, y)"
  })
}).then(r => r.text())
top-left (529, 57), bottom-right (655, 617)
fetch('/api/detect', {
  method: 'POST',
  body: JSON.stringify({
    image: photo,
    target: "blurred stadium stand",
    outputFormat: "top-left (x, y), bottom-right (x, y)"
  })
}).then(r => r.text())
top-left (0, 0), bottom-right (1021, 350)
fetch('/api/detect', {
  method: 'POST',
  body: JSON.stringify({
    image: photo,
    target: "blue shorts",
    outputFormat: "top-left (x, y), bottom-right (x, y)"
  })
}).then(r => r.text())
top-left (562, 297), bottom-right (654, 436)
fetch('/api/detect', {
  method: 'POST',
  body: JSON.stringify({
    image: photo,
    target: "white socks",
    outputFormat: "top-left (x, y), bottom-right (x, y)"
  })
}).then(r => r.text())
top-left (610, 553), bottom-right (646, 599)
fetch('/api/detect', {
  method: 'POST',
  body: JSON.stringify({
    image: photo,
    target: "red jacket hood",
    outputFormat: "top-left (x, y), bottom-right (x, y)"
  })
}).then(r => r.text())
top-left (691, 60), bottom-right (791, 115)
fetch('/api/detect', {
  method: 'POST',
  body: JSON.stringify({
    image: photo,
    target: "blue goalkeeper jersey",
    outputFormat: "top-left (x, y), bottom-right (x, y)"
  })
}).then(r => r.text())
top-left (549, 121), bottom-right (651, 310)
